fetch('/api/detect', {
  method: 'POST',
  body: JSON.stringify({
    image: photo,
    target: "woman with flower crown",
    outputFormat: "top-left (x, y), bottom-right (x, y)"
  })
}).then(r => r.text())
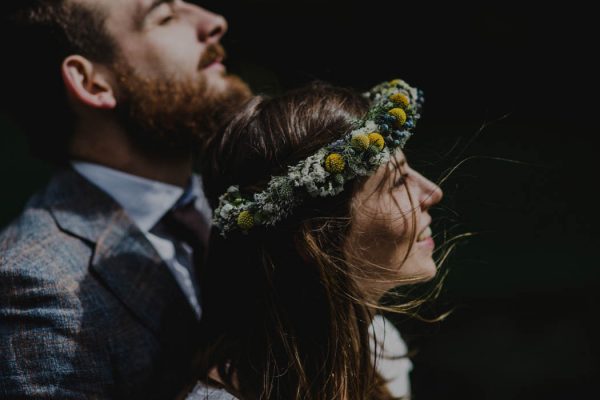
top-left (185, 79), bottom-right (444, 400)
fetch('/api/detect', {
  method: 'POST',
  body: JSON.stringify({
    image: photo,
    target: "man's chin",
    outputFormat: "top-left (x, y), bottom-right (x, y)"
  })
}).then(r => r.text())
top-left (206, 72), bottom-right (251, 98)
top-left (205, 75), bottom-right (229, 94)
top-left (114, 62), bottom-right (252, 160)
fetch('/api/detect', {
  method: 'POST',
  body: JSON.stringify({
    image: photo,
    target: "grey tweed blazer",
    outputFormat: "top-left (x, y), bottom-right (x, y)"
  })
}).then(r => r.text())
top-left (0, 168), bottom-right (202, 399)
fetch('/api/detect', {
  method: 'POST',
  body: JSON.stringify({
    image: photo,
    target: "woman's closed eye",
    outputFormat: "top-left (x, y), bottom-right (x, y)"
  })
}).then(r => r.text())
top-left (394, 172), bottom-right (409, 187)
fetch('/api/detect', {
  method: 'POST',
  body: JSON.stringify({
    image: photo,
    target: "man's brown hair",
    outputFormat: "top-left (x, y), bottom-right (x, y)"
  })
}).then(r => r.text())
top-left (1, 0), bottom-right (116, 165)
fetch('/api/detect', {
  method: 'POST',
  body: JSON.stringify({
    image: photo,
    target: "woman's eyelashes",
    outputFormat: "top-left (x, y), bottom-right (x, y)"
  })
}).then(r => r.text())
top-left (394, 172), bottom-right (409, 188)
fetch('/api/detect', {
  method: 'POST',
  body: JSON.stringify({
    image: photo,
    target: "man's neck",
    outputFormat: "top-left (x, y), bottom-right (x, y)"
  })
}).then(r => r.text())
top-left (90, 156), bottom-right (194, 188)
top-left (69, 125), bottom-right (194, 188)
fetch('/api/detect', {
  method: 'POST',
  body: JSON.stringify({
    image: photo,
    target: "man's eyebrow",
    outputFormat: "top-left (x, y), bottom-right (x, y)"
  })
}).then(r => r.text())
top-left (134, 0), bottom-right (174, 29)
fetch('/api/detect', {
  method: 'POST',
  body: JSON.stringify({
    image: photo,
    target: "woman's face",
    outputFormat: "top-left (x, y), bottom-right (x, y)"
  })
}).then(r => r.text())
top-left (346, 149), bottom-right (443, 297)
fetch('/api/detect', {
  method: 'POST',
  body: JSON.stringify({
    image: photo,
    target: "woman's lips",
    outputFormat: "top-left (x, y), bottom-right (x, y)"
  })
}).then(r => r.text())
top-left (417, 226), bottom-right (432, 242)
top-left (417, 236), bottom-right (435, 249)
top-left (416, 226), bottom-right (434, 249)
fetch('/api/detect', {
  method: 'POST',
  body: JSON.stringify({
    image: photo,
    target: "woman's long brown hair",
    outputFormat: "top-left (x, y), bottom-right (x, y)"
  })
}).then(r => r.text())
top-left (197, 82), bottom-right (414, 400)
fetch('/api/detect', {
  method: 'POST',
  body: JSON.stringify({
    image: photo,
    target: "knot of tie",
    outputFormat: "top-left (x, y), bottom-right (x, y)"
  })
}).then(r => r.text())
top-left (162, 200), bottom-right (210, 260)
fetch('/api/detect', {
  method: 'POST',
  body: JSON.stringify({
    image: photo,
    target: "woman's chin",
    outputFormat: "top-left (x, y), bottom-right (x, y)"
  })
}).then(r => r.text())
top-left (399, 258), bottom-right (438, 284)
top-left (420, 259), bottom-right (438, 281)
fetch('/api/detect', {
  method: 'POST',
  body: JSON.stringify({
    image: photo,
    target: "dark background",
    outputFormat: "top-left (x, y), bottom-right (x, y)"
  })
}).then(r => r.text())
top-left (1, 1), bottom-right (597, 399)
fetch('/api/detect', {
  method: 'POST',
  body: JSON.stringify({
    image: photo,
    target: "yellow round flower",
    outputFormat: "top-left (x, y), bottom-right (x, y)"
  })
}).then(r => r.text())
top-left (325, 153), bottom-right (345, 174)
top-left (237, 211), bottom-right (255, 231)
top-left (389, 93), bottom-right (410, 109)
top-left (388, 108), bottom-right (407, 127)
top-left (368, 133), bottom-right (385, 150)
top-left (351, 134), bottom-right (370, 150)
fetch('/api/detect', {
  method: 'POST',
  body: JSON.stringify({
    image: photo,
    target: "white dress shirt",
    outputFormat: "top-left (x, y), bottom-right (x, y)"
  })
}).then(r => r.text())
top-left (72, 161), bottom-right (212, 318)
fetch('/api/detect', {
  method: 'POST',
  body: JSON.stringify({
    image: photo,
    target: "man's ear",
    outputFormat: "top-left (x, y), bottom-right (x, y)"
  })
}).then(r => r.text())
top-left (61, 55), bottom-right (117, 109)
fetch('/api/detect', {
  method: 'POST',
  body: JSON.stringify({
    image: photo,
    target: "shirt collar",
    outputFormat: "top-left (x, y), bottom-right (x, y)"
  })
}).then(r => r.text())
top-left (175, 171), bottom-right (214, 225)
top-left (71, 161), bottom-right (208, 233)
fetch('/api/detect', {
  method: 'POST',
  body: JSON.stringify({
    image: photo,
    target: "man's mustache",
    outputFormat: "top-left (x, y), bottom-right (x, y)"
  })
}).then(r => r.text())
top-left (199, 44), bottom-right (226, 70)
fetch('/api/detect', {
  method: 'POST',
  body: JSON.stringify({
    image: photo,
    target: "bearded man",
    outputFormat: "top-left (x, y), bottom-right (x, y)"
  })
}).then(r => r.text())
top-left (0, 1), bottom-right (251, 398)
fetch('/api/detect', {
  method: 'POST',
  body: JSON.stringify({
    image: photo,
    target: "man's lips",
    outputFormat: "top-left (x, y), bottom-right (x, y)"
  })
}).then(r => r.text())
top-left (199, 45), bottom-right (226, 70)
top-left (202, 56), bottom-right (223, 69)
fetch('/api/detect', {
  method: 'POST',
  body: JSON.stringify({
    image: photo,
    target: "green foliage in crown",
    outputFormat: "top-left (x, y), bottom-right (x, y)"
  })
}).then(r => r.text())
top-left (213, 78), bottom-right (424, 237)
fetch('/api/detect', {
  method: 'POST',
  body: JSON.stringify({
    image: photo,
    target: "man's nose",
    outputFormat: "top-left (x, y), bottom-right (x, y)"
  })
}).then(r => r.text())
top-left (191, 6), bottom-right (228, 44)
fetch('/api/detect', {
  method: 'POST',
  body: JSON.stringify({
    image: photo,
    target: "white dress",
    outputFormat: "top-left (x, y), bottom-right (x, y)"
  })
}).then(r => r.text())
top-left (185, 383), bottom-right (239, 400)
top-left (185, 315), bottom-right (412, 400)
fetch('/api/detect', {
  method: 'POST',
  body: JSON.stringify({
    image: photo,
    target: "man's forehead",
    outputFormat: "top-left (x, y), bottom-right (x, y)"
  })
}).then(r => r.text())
top-left (74, 0), bottom-right (143, 17)
top-left (75, 0), bottom-right (141, 6)
top-left (73, 0), bottom-right (150, 33)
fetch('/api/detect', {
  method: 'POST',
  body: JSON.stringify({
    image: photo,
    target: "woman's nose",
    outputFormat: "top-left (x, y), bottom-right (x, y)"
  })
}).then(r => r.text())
top-left (419, 175), bottom-right (443, 210)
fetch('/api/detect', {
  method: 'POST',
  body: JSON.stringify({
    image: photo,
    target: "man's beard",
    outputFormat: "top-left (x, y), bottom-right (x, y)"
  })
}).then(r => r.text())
top-left (113, 50), bottom-right (252, 160)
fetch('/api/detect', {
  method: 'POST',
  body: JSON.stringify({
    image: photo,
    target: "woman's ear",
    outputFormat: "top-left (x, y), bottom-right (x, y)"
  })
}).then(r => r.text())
top-left (61, 55), bottom-right (116, 109)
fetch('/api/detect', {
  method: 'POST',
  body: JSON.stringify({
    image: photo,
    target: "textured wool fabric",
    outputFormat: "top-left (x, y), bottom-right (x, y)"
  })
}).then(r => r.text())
top-left (0, 168), bottom-right (202, 399)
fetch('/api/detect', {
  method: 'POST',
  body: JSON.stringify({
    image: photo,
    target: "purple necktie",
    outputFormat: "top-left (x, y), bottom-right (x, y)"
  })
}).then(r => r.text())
top-left (161, 200), bottom-right (210, 279)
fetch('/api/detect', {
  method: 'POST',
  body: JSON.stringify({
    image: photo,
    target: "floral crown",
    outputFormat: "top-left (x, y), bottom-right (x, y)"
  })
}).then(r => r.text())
top-left (213, 79), bottom-right (424, 237)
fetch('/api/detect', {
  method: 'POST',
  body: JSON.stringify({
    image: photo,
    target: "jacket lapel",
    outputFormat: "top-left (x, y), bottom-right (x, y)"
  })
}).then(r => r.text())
top-left (46, 168), bottom-right (198, 337)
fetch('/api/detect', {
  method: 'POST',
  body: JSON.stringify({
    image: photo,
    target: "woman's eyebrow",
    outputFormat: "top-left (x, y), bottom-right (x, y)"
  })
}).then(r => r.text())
top-left (388, 158), bottom-right (407, 173)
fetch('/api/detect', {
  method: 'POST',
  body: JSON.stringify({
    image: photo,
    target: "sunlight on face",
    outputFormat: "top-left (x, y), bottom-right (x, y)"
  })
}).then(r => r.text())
top-left (95, 0), bottom-right (234, 92)
top-left (346, 149), bottom-right (443, 299)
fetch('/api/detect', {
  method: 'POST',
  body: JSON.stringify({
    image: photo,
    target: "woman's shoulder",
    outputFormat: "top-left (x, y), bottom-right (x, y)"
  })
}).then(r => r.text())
top-left (370, 315), bottom-right (413, 398)
top-left (184, 381), bottom-right (240, 400)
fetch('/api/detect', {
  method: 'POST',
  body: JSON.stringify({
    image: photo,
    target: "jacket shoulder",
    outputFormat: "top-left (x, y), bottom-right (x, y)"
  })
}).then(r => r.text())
top-left (0, 205), bottom-right (115, 398)
top-left (0, 204), bottom-right (91, 281)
